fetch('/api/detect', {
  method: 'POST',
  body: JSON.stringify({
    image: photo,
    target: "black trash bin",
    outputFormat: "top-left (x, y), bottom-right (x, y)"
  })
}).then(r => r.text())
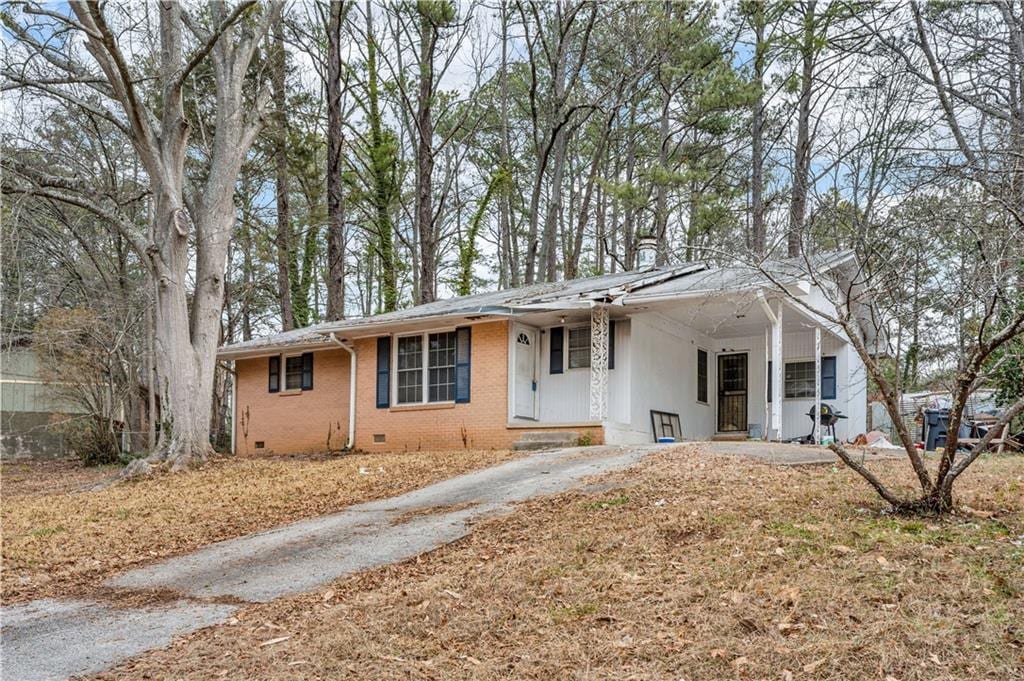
top-left (923, 409), bottom-right (972, 451)
top-left (924, 409), bottom-right (948, 451)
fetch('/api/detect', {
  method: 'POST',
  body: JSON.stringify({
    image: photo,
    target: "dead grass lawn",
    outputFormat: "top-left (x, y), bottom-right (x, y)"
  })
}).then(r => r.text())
top-left (101, 447), bottom-right (1024, 681)
top-left (2, 458), bottom-right (120, 497)
top-left (2, 449), bottom-right (519, 604)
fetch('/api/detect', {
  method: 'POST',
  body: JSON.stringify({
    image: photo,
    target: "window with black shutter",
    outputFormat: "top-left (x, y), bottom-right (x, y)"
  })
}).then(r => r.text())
top-left (697, 349), bottom-right (708, 404)
top-left (549, 326), bottom-right (564, 374)
top-left (376, 336), bottom-right (391, 408)
top-left (268, 356), bottom-right (280, 393)
top-left (285, 355), bottom-right (304, 391)
top-left (821, 356), bottom-right (837, 399)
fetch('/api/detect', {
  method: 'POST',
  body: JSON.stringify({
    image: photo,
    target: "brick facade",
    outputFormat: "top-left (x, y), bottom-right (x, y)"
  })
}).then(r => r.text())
top-left (354, 320), bottom-right (514, 450)
top-left (234, 348), bottom-right (351, 455)
top-left (233, 320), bottom-right (603, 454)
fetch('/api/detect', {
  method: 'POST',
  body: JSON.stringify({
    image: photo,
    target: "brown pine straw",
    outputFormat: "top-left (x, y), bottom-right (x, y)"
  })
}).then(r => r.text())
top-left (95, 446), bottom-right (1022, 680)
top-left (2, 449), bottom-right (521, 604)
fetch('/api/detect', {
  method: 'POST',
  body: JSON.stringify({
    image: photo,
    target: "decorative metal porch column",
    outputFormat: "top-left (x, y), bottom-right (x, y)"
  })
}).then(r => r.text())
top-left (589, 305), bottom-right (610, 422)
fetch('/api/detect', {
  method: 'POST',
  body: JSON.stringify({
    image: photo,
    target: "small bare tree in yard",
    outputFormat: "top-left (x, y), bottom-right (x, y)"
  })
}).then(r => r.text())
top-left (749, 2), bottom-right (1024, 513)
top-left (2, 1), bottom-right (281, 473)
top-left (757, 218), bottom-right (1023, 513)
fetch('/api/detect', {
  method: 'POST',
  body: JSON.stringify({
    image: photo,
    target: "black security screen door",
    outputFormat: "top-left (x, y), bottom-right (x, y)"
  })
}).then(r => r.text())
top-left (717, 353), bottom-right (748, 432)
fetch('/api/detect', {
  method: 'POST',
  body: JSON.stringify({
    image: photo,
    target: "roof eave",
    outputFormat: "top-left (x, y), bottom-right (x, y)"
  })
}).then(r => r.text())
top-left (216, 340), bottom-right (340, 361)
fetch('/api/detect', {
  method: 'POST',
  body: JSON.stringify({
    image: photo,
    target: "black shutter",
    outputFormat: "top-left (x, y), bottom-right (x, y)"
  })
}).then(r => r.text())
top-left (821, 356), bottom-right (837, 399)
top-left (608, 320), bottom-right (617, 370)
top-left (301, 352), bottom-right (314, 390)
top-left (268, 356), bottom-right (280, 393)
top-left (376, 336), bottom-right (391, 408)
top-left (697, 349), bottom-right (708, 403)
top-left (455, 326), bottom-right (471, 403)
top-left (549, 326), bottom-right (564, 374)
top-left (767, 360), bottom-right (772, 402)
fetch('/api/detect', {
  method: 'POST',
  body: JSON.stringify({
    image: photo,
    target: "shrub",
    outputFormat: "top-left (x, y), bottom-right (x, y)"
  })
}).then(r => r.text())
top-left (53, 415), bottom-right (120, 466)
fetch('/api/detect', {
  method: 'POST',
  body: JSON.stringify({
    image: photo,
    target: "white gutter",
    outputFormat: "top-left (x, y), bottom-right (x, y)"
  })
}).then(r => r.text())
top-left (327, 332), bottom-right (357, 450)
top-left (230, 360), bottom-right (237, 456)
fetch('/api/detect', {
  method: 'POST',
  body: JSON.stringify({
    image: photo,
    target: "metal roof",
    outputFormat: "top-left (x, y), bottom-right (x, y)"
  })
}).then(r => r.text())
top-left (217, 252), bottom-right (855, 358)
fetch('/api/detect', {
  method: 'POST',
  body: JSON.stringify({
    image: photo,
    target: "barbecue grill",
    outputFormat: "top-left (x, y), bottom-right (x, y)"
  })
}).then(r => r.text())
top-left (804, 403), bottom-right (846, 443)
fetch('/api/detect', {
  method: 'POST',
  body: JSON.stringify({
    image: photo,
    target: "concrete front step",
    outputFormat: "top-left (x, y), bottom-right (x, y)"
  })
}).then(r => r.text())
top-left (711, 432), bottom-right (749, 442)
top-left (512, 431), bottom-right (580, 451)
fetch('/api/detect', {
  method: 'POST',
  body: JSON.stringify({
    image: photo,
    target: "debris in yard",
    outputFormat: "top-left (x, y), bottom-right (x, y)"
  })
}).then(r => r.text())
top-left (259, 636), bottom-right (290, 647)
top-left (803, 658), bottom-right (828, 673)
top-left (851, 430), bottom-right (903, 449)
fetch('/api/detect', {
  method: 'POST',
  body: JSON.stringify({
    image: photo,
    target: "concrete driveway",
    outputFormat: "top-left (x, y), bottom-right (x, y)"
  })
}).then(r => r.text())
top-left (1, 444), bottom-right (659, 681)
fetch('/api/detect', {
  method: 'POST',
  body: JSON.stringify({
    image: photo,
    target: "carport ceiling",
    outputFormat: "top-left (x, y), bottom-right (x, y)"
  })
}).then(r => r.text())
top-left (650, 294), bottom-right (827, 339)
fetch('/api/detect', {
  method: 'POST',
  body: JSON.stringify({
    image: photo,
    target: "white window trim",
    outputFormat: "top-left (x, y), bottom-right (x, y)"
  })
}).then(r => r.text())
top-left (565, 324), bottom-right (592, 370)
top-left (392, 328), bottom-right (458, 406)
top-left (782, 355), bottom-right (837, 400)
top-left (281, 352), bottom-right (306, 393)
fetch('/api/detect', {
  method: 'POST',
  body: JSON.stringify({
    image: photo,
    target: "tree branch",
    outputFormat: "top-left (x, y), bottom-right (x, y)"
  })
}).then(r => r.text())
top-left (829, 441), bottom-right (909, 509)
top-left (173, 0), bottom-right (258, 92)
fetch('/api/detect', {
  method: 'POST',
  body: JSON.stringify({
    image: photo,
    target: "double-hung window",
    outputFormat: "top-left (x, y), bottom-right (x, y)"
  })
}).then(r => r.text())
top-left (395, 331), bottom-right (457, 404)
top-left (783, 356), bottom-right (837, 399)
top-left (428, 331), bottom-right (457, 401)
top-left (284, 356), bottom-right (304, 391)
top-left (784, 361), bottom-right (816, 398)
top-left (269, 352), bottom-right (313, 393)
top-left (396, 335), bottom-right (424, 404)
top-left (567, 326), bottom-right (591, 368)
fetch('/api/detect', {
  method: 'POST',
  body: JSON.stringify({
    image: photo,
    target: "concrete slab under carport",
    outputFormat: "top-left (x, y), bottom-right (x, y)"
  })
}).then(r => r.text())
top-left (697, 439), bottom-right (903, 466)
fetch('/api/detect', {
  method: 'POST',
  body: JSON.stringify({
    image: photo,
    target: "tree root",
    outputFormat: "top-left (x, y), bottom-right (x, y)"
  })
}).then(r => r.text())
top-left (120, 437), bottom-right (214, 480)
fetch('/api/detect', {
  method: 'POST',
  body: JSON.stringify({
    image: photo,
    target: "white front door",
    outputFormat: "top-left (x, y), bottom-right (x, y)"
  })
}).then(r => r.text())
top-left (513, 325), bottom-right (538, 419)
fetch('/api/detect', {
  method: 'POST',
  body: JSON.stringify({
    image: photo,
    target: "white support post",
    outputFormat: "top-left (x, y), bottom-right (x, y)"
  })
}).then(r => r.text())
top-left (772, 302), bottom-right (783, 440)
top-left (814, 326), bottom-right (822, 445)
top-left (589, 305), bottom-right (609, 422)
top-left (764, 325), bottom-right (770, 441)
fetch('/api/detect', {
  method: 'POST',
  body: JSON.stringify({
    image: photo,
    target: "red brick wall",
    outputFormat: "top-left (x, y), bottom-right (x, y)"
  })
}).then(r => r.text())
top-left (234, 349), bottom-right (350, 455)
top-left (353, 321), bottom-right (517, 450)
top-left (233, 320), bottom-right (603, 454)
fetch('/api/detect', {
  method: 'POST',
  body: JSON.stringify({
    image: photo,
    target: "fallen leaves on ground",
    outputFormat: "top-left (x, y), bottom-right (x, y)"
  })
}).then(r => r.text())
top-left (97, 447), bottom-right (1024, 680)
top-left (2, 449), bottom-right (519, 603)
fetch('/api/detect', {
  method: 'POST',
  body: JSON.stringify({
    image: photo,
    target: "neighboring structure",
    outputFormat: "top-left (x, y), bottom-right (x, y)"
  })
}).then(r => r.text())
top-left (1, 338), bottom-right (85, 458)
top-left (218, 252), bottom-right (872, 454)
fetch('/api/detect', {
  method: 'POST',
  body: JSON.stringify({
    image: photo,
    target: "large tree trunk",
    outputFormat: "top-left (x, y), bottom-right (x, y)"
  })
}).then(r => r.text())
top-left (415, 9), bottom-right (437, 304)
top-left (750, 2), bottom-right (767, 256)
top-left (272, 17), bottom-right (294, 330)
top-left (325, 1), bottom-right (347, 321)
top-left (364, 2), bottom-right (398, 312)
top-left (67, 1), bottom-right (277, 474)
top-left (567, 113), bottom-right (613, 278)
top-left (788, 0), bottom-right (816, 258)
top-left (654, 89), bottom-right (671, 264)
top-left (498, 3), bottom-right (514, 289)
top-left (541, 128), bottom-right (567, 282)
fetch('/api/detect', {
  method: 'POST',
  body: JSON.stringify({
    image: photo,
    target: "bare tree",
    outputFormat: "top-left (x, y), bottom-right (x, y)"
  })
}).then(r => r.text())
top-left (2, 1), bottom-right (281, 472)
top-left (324, 0), bottom-right (352, 321)
top-left (271, 11), bottom-right (295, 330)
